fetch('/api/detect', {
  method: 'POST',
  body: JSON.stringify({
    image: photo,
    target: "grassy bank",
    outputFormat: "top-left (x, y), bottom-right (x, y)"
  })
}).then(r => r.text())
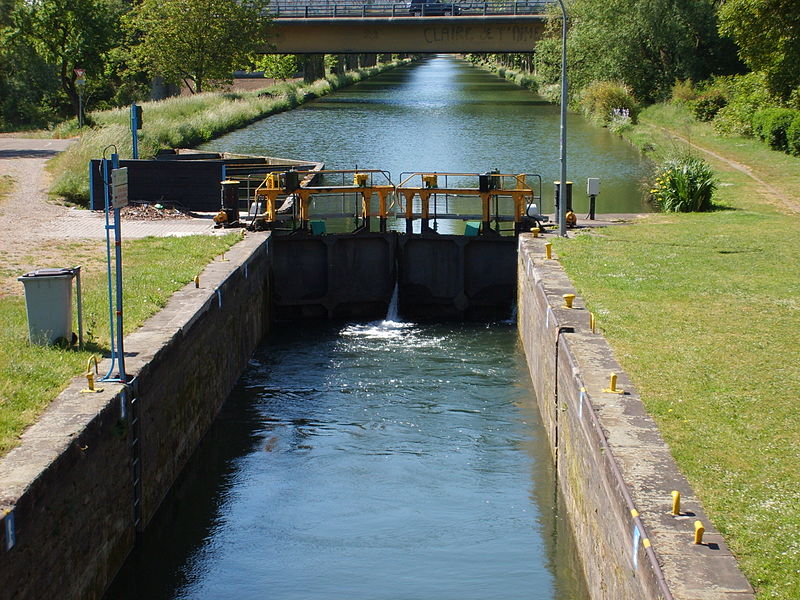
top-left (553, 105), bottom-right (800, 599)
top-left (0, 233), bottom-right (241, 456)
top-left (49, 60), bottom-right (411, 204)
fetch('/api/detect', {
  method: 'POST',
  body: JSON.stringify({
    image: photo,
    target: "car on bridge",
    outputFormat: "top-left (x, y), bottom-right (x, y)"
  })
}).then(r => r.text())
top-left (407, 0), bottom-right (462, 15)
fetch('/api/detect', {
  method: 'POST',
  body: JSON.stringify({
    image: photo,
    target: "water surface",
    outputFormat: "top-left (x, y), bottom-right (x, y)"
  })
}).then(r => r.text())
top-left (202, 55), bottom-right (649, 215)
top-left (106, 322), bottom-right (587, 599)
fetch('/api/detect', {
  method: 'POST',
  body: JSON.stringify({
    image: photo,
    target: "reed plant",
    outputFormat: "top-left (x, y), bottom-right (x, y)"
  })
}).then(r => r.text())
top-left (648, 153), bottom-right (717, 212)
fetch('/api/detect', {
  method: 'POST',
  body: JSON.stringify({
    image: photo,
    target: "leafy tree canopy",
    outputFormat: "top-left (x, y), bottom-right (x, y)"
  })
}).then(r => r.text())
top-left (126, 0), bottom-right (272, 94)
top-left (27, 0), bottom-right (127, 115)
top-left (718, 0), bottom-right (800, 101)
top-left (257, 54), bottom-right (298, 81)
top-left (536, 0), bottom-right (736, 103)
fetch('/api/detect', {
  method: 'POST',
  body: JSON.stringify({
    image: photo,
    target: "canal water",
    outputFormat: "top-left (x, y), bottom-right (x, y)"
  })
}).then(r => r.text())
top-left (104, 56), bottom-right (638, 598)
top-left (201, 54), bottom-right (649, 217)
top-left (106, 321), bottom-right (588, 599)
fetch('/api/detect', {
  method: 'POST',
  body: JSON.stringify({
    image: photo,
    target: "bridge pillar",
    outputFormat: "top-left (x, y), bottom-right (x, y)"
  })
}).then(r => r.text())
top-left (303, 54), bottom-right (325, 83)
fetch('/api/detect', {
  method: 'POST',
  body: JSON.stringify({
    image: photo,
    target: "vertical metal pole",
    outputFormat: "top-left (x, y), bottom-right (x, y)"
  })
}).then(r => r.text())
top-left (112, 152), bottom-right (127, 380)
top-left (131, 103), bottom-right (139, 160)
top-left (73, 266), bottom-right (83, 349)
top-left (101, 157), bottom-right (118, 381)
top-left (78, 94), bottom-right (83, 128)
top-left (557, 0), bottom-right (568, 237)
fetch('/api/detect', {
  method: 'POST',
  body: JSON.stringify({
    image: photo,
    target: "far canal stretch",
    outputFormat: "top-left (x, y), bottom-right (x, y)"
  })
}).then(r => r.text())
top-left (106, 322), bottom-right (588, 599)
top-left (201, 55), bottom-right (649, 215)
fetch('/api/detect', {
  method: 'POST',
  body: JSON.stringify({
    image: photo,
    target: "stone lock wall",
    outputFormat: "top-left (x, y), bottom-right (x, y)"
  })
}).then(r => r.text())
top-left (0, 233), bottom-right (272, 600)
top-left (517, 234), bottom-right (754, 600)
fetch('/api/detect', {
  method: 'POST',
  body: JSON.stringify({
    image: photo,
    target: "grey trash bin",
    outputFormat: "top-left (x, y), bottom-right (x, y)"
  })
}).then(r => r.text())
top-left (17, 268), bottom-right (76, 345)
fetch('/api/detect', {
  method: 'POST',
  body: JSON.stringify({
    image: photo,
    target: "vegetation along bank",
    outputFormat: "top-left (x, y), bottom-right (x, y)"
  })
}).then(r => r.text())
top-left (470, 0), bottom-right (799, 596)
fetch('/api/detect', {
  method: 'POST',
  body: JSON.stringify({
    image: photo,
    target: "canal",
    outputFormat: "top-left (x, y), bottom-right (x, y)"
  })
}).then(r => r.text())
top-left (107, 322), bottom-right (587, 599)
top-left (201, 55), bottom-right (649, 216)
top-left (106, 56), bottom-right (649, 598)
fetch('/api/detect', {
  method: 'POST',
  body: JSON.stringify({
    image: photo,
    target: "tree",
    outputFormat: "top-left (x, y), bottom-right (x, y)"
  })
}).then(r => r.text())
top-left (718, 0), bottom-right (800, 101)
top-left (535, 0), bottom-right (734, 103)
top-left (257, 54), bottom-right (298, 81)
top-left (26, 0), bottom-right (126, 120)
top-left (126, 0), bottom-right (272, 94)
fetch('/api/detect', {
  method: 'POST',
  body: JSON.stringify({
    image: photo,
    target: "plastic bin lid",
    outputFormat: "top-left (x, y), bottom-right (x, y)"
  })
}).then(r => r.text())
top-left (18, 268), bottom-right (75, 279)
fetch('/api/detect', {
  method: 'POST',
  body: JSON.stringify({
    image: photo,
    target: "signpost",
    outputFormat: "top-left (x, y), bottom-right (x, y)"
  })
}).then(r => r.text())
top-left (74, 68), bottom-right (86, 128)
top-left (100, 153), bottom-right (127, 382)
top-left (111, 167), bottom-right (129, 209)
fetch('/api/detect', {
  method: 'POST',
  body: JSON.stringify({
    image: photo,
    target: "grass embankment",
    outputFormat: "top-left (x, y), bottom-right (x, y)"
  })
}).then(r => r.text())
top-left (48, 60), bottom-right (411, 204)
top-left (0, 232), bottom-right (241, 456)
top-left (553, 103), bottom-right (800, 600)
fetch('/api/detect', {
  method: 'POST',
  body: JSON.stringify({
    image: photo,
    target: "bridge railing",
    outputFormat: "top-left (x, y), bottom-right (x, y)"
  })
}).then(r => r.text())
top-left (269, 1), bottom-right (553, 18)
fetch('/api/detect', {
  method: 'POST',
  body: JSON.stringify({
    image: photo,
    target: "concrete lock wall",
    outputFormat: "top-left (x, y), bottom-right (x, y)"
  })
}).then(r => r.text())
top-left (0, 233), bottom-right (272, 600)
top-left (272, 232), bottom-right (517, 321)
top-left (517, 234), bottom-right (754, 600)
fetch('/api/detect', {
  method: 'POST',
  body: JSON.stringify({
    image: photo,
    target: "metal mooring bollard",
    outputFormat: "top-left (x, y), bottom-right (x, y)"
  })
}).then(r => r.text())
top-left (563, 294), bottom-right (576, 308)
top-left (81, 356), bottom-right (103, 394)
top-left (694, 520), bottom-right (705, 544)
top-left (671, 490), bottom-right (681, 515)
top-left (545, 242), bottom-right (552, 260)
top-left (603, 372), bottom-right (624, 394)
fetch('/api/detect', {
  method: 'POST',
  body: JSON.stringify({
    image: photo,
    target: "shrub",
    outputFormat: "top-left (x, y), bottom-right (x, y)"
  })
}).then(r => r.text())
top-left (671, 79), bottom-right (698, 105)
top-left (579, 81), bottom-right (639, 126)
top-left (691, 93), bottom-right (727, 122)
top-left (649, 155), bottom-right (717, 212)
top-left (751, 108), bottom-right (798, 151)
top-left (713, 72), bottom-right (773, 137)
top-left (787, 113), bottom-right (800, 156)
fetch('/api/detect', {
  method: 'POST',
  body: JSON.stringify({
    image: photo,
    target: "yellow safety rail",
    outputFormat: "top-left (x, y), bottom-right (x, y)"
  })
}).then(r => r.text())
top-left (252, 169), bottom-right (396, 232)
top-left (396, 172), bottom-right (536, 235)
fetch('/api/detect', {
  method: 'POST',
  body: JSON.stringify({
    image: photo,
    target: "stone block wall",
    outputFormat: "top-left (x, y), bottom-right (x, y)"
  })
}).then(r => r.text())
top-left (0, 232), bottom-right (271, 600)
top-left (517, 234), bottom-right (754, 600)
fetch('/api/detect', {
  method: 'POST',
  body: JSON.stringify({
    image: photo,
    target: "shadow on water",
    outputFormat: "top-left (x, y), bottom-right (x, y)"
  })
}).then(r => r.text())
top-left (105, 321), bottom-right (589, 600)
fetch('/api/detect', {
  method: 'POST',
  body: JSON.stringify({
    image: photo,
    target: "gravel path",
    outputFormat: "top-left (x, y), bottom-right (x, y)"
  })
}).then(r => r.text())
top-left (0, 137), bottom-right (218, 296)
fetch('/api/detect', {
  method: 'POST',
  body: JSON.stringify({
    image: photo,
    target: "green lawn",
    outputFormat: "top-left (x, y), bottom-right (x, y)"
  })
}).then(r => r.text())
top-left (553, 105), bottom-right (800, 599)
top-left (0, 233), bottom-right (241, 456)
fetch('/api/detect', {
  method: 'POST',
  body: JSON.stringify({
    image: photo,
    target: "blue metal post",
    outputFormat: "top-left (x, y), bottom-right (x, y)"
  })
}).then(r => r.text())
top-left (101, 156), bottom-right (118, 380)
top-left (101, 152), bottom-right (127, 382)
top-left (112, 152), bottom-right (127, 380)
top-left (131, 103), bottom-right (139, 159)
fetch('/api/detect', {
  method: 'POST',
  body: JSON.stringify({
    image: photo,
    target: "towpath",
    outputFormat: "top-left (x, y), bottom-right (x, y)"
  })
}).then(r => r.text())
top-left (0, 137), bottom-right (217, 296)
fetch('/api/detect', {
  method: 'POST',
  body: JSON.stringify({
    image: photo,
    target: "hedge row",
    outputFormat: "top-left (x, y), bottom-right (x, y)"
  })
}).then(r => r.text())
top-left (752, 108), bottom-right (800, 155)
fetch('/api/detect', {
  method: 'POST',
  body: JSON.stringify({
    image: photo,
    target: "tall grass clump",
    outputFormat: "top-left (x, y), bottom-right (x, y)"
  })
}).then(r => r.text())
top-left (578, 81), bottom-right (639, 126)
top-left (648, 154), bottom-right (717, 212)
top-left (49, 60), bottom-right (409, 205)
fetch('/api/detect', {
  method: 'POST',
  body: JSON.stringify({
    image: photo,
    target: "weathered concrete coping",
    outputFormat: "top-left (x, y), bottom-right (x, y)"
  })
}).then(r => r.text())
top-left (518, 233), bottom-right (754, 600)
top-left (0, 231), bottom-right (271, 600)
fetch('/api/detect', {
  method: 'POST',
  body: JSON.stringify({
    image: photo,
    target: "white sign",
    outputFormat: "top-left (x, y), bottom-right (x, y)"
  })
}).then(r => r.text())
top-left (74, 68), bottom-right (86, 79)
top-left (112, 167), bottom-right (129, 209)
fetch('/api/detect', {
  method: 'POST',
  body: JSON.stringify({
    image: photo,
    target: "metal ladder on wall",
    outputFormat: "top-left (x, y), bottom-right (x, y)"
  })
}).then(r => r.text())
top-left (123, 384), bottom-right (143, 532)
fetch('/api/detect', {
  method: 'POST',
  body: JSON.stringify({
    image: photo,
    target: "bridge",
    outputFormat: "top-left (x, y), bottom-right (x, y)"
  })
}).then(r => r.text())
top-left (267, 1), bottom-right (552, 53)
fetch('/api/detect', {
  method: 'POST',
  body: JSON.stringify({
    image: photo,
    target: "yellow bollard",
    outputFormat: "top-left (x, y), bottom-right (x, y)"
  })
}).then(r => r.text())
top-left (545, 242), bottom-right (552, 260)
top-left (194, 275), bottom-right (200, 288)
top-left (81, 356), bottom-right (103, 394)
top-left (563, 294), bottom-right (576, 309)
top-left (590, 312), bottom-right (596, 334)
top-left (603, 372), bottom-right (624, 394)
top-left (531, 227), bottom-right (540, 238)
top-left (671, 490), bottom-right (681, 515)
top-left (694, 520), bottom-right (705, 545)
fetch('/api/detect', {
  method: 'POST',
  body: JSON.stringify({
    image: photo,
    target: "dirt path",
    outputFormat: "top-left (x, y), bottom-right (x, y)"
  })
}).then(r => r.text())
top-left (651, 125), bottom-right (800, 214)
top-left (0, 138), bottom-right (217, 297)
